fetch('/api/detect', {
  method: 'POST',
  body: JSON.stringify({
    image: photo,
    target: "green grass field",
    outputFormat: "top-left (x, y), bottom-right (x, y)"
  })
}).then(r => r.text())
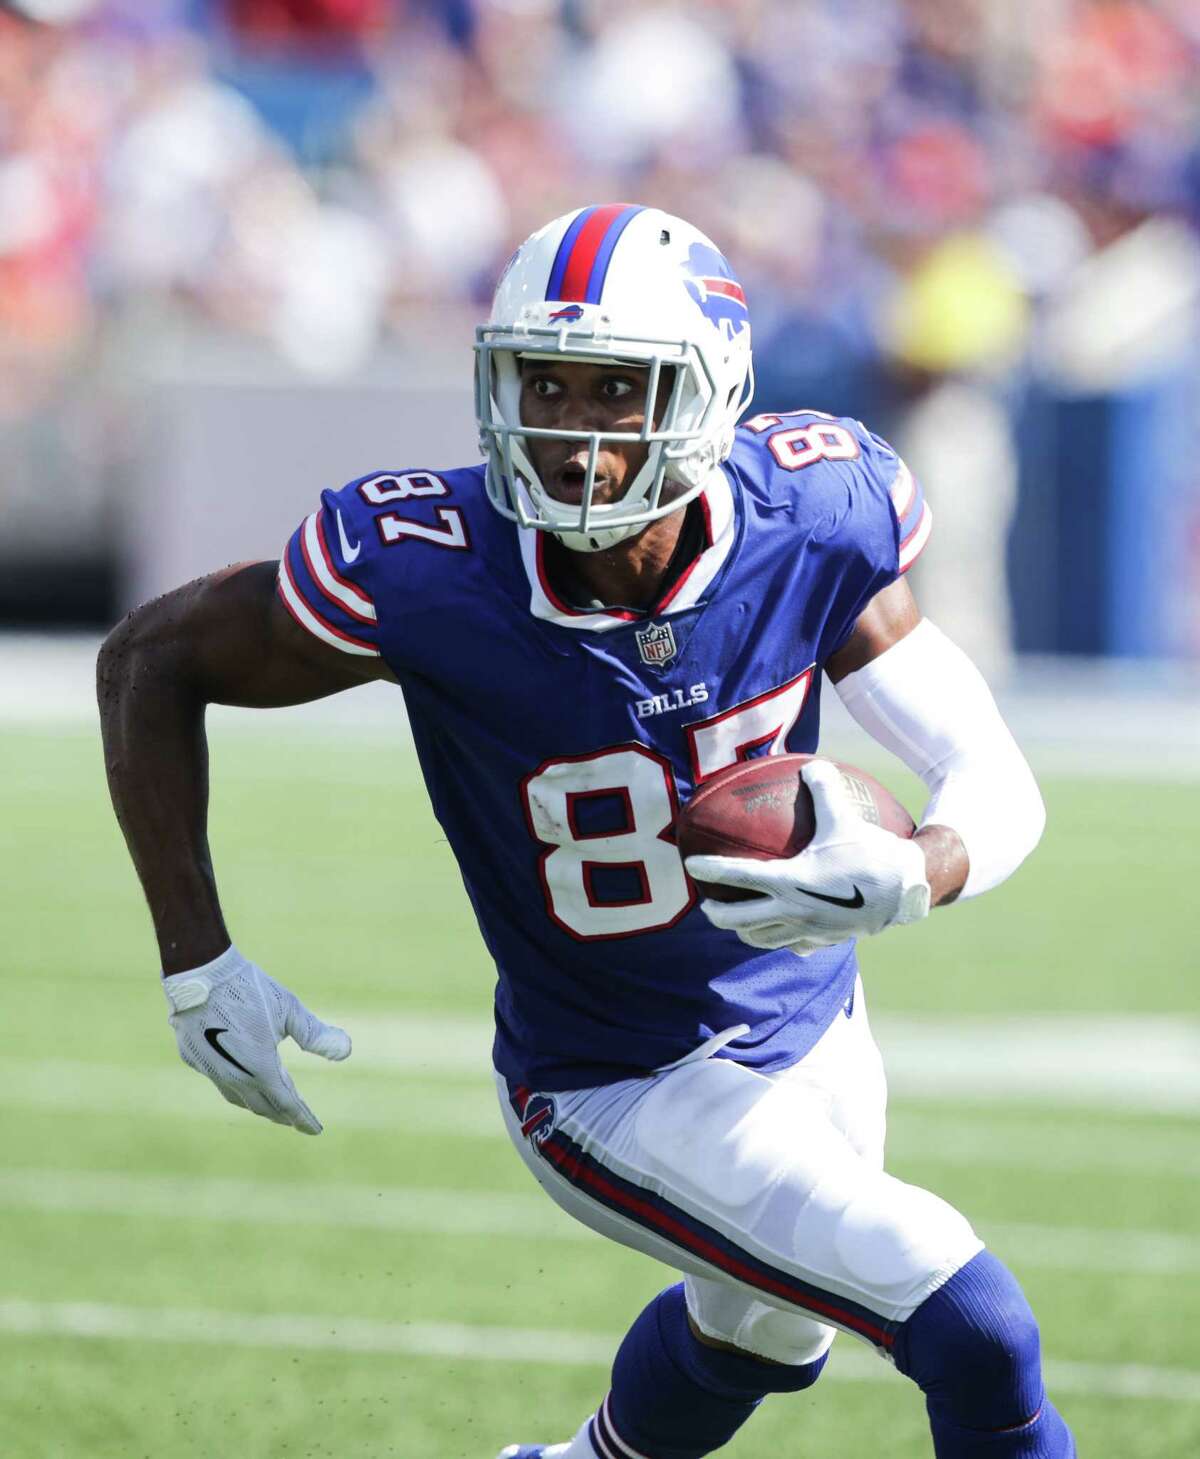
top-left (2, 722), bottom-right (1197, 1458)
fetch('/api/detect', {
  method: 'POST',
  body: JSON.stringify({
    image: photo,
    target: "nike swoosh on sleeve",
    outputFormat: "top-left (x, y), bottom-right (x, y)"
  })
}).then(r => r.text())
top-left (335, 511), bottom-right (361, 563)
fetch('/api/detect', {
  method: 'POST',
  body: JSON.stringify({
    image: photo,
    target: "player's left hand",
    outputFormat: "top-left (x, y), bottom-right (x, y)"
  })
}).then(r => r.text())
top-left (686, 759), bottom-right (931, 955)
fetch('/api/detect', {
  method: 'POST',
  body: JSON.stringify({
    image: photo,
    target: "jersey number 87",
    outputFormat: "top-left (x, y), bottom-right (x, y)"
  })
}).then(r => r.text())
top-left (520, 669), bottom-right (813, 939)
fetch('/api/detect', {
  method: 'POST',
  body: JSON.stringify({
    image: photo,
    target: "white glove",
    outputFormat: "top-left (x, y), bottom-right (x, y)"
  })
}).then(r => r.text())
top-left (686, 759), bottom-right (931, 955)
top-left (163, 944), bottom-right (351, 1134)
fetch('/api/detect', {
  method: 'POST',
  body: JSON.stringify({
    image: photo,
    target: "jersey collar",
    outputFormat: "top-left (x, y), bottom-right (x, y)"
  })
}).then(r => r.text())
top-left (519, 468), bottom-right (737, 633)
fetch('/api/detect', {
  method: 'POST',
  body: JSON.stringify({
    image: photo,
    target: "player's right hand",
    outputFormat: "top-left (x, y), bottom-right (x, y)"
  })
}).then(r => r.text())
top-left (162, 944), bottom-right (351, 1134)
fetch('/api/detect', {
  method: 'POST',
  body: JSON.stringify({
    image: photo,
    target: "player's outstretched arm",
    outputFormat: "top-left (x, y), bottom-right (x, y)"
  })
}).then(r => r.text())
top-left (98, 561), bottom-right (393, 1132)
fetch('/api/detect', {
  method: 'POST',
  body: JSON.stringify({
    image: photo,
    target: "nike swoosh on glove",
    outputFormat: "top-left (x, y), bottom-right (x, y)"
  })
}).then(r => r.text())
top-left (163, 944), bottom-right (351, 1134)
top-left (686, 759), bottom-right (931, 956)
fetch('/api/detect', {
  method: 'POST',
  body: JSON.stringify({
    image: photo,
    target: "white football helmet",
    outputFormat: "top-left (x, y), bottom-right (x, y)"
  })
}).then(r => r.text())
top-left (475, 204), bottom-right (753, 552)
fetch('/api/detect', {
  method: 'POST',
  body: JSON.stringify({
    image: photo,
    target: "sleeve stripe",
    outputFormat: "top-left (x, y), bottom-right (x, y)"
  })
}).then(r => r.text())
top-left (890, 461), bottom-right (918, 520)
top-left (277, 548), bottom-right (380, 657)
top-left (301, 512), bottom-right (377, 624)
top-left (899, 502), bottom-right (933, 572)
top-left (897, 492), bottom-right (924, 541)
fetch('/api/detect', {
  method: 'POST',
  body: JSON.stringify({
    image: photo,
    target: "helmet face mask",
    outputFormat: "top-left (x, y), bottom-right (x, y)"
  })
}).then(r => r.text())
top-left (475, 206), bottom-right (753, 553)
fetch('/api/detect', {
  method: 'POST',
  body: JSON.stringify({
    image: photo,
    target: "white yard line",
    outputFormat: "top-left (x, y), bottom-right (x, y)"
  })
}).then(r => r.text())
top-left (326, 1010), bottom-right (1200, 1114)
top-left (8, 1059), bottom-right (1200, 1180)
top-left (3, 1001), bottom-right (1200, 1144)
top-left (1, 1168), bottom-right (1196, 1276)
top-left (0, 1299), bottom-right (609, 1367)
top-left (0, 1298), bottom-right (1197, 1404)
top-left (0, 1168), bottom-right (583, 1242)
top-left (873, 1014), bottom-right (1200, 1113)
top-left (10, 1008), bottom-right (1187, 1116)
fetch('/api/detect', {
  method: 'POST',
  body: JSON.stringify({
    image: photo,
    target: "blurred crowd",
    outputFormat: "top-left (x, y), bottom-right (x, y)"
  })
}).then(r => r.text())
top-left (3, 0), bottom-right (1200, 401)
top-left (5, 0), bottom-right (1200, 652)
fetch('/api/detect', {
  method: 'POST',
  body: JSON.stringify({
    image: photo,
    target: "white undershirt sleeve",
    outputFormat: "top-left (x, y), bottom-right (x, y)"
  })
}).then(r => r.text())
top-left (833, 619), bottom-right (1045, 899)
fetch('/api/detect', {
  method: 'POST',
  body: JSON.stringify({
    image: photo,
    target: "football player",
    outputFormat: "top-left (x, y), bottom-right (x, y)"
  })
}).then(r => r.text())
top-left (99, 204), bottom-right (1074, 1459)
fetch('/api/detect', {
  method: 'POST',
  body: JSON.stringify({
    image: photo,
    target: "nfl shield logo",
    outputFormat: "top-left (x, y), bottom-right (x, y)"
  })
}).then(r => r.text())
top-left (635, 620), bottom-right (677, 666)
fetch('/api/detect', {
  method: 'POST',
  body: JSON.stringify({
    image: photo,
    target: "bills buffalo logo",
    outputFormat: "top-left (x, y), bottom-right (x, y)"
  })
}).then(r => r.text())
top-left (548, 303), bottom-right (586, 323)
top-left (682, 243), bottom-right (748, 339)
top-left (520, 1092), bottom-right (557, 1145)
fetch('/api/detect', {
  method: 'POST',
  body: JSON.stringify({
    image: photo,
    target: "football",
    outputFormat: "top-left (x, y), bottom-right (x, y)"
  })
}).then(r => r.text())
top-left (676, 753), bottom-right (916, 901)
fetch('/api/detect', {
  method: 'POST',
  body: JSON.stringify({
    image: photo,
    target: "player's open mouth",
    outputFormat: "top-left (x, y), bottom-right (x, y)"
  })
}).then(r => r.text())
top-left (548, 461), bottom-right (609, 505)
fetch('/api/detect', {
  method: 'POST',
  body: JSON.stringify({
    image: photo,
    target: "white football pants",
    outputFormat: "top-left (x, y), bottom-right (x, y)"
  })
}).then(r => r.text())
top-left (497, 979), bottom-right (983, 1365)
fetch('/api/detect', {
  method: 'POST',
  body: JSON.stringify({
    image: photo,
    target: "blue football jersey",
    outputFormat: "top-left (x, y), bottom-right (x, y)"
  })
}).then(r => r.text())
top-left (278, 409), bottom-right (931, 1090)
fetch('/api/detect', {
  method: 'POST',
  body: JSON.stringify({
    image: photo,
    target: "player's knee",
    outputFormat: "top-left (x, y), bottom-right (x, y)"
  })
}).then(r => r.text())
top-left (893, 1250), bottom-right (1044, 1430)
top-left (831, 1174), bottom-right (980, 1298)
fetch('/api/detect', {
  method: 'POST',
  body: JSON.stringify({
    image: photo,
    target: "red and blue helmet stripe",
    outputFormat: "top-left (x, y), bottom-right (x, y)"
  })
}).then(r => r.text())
top-left (545, 204), bottom-right (645, 306)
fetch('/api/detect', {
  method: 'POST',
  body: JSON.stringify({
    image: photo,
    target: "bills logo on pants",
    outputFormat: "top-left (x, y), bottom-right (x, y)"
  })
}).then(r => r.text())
top-left (512, 1087), bottom-right (557, 1146)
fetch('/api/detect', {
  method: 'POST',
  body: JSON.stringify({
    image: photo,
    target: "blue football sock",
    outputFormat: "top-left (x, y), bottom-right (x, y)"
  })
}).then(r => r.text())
top-left (594, 1283), bottom-right (826, 1459)
top-left (893, 1250), bottom-right (1076, 1458)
